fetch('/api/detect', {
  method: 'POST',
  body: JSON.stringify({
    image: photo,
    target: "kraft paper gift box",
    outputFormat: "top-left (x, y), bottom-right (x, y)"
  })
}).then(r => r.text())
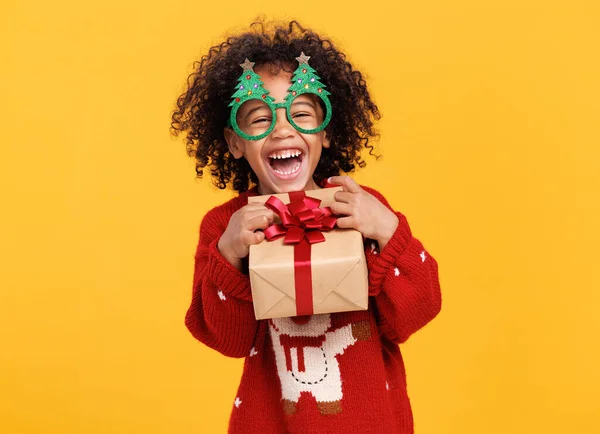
top-left (248, 187), bottom-right (368, 320)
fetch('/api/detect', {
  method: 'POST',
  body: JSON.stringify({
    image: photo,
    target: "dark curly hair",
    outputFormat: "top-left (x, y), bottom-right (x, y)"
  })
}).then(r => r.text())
top-left (170, 19), bottom-right (381, 193)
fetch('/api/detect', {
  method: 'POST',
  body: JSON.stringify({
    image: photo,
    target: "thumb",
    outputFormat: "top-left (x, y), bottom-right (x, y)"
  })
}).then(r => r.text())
top-left (255, 231), bottom-right (265, 243)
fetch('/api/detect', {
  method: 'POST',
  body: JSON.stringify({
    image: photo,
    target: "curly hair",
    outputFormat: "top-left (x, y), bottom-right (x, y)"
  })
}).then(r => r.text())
top-left (170, 19), bottom-right (381, 193)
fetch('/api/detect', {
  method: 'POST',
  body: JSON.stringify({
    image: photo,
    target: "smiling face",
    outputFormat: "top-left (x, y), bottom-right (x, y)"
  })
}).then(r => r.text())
top-left (224, 64), bottom-right (330, 194)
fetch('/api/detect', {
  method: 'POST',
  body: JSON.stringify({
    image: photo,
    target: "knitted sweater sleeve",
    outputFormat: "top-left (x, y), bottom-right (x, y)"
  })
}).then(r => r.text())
top-left (184, 203), bottom-right (258, 358)
top-left (362, 186), bottom-right (442, 344)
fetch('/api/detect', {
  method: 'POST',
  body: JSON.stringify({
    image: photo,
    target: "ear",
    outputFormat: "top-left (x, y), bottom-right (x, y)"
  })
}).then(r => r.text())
top-left (224, 128), bottom-right (244, 159)
top-left (322, 131), bottom-right (331, 149)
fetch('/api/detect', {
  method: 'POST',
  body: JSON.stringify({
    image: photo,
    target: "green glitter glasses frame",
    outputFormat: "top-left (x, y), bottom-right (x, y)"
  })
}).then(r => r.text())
top-left (226, 95), bottom-right (332, 141)
top-left (226, 54), bottom-right (333, 141)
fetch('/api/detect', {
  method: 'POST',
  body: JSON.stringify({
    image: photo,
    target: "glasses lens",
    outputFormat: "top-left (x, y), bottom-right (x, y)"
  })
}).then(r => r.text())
top-left (235, 99), bottom-right (273, 138)
top-left (288, 93), bottom-right (327, 132)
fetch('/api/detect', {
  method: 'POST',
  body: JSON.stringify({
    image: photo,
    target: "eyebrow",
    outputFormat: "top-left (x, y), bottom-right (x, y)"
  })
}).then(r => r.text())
top-left (291, 100), bottom-right (316, 109)
top-left (243, 105), bottom-right (270, 121)
top-left (241, 99), bottom-right (317, 121)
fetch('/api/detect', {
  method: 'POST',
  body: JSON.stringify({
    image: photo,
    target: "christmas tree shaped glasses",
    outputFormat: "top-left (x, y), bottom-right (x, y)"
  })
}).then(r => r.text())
top-left (227, 53), bottom-right (332, 141)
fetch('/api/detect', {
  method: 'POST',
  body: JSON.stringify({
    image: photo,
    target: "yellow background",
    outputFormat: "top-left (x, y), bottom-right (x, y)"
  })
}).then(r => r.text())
top-left (1, 0), bottom-right (599, 432)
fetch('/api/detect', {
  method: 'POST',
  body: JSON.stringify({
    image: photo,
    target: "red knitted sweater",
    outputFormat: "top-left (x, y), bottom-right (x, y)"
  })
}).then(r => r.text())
top-left (186, 186), bottom-right (442, 433)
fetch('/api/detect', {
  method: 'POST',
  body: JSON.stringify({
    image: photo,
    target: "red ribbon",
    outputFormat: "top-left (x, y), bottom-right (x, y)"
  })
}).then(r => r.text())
top-left (263, 191), bottom-right (337, 316)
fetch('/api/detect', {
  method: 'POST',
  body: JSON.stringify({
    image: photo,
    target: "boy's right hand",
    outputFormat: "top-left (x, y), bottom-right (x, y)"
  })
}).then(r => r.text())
top-left (217, 203), bottom-right (275, 270)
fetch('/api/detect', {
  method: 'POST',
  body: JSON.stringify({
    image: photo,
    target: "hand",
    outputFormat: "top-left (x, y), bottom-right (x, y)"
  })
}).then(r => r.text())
top-left (328, 176), bottom-right (399, 251)
top-left (217, 203), bottom-right (275, 270)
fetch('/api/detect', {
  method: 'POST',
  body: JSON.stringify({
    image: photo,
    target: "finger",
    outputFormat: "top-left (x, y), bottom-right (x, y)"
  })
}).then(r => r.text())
top-left (333, 191), bottom-right (354, 204)
top-left (236, 203), bottom-right (270, 220)
top-left (327, 176), bottom-right (362, 193)
top-left (330, 201), bottom-right (353, 216)
top-left (244, 208), bottom-right (275, 223)
top-left (335, 216), bottom-right (356, 230)
top-left (245, 214), bottom-right (274, 231)
top-left (243, 202), bottom-right (273, 212)
top-left (242, 230), bottom-right (265, 247)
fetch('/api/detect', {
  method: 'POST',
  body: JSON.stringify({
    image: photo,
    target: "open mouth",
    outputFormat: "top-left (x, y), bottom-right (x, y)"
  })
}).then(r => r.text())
top-left (267, 149), bottom-right (304, 178)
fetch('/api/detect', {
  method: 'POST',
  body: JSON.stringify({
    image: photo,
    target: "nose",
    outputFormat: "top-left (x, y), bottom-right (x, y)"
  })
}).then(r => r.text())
top-left (291, 315), bottom-right (311, 325)
top-left (270, 107), bottom-right (295, 139)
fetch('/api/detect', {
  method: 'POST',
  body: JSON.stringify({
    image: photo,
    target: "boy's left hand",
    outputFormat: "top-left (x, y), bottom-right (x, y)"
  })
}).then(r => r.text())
top-left (328, 176), bottom-right (399, 251)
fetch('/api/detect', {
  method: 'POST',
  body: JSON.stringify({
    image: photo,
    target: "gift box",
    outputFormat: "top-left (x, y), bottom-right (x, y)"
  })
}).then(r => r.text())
top-left (248, 187), bottom-right (368, 320)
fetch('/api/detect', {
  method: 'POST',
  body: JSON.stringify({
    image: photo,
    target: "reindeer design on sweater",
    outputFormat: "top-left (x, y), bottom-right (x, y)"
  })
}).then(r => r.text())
top-left (268, 314), bottom-right (371, 416)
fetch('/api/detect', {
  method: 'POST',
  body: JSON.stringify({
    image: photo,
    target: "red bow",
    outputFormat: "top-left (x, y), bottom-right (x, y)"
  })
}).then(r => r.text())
top-left (263, 191), bottom-right (337, 244)
top-left (262, 191), bottom-right (337, 316)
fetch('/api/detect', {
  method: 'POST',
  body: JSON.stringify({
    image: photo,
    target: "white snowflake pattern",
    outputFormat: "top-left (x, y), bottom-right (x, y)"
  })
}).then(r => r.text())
top-left (249, 347), bottom-right (258, 357)
top-left (394, 267), bottom-right (400, 277)
top-left (420, 251), bottom-right (426, 263)
top-left (385, 381), bottom-right (390, 391)
top-left (218, 290), bottom-right (226, 301)
top-left (234, 397), bottom-right (242, 408)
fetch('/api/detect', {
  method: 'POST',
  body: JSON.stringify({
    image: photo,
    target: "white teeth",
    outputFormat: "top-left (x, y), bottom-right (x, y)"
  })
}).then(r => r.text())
top-left (273, 161), bottom-right (301, 176)
top-left (268, 150), bottom-right (302, 159)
